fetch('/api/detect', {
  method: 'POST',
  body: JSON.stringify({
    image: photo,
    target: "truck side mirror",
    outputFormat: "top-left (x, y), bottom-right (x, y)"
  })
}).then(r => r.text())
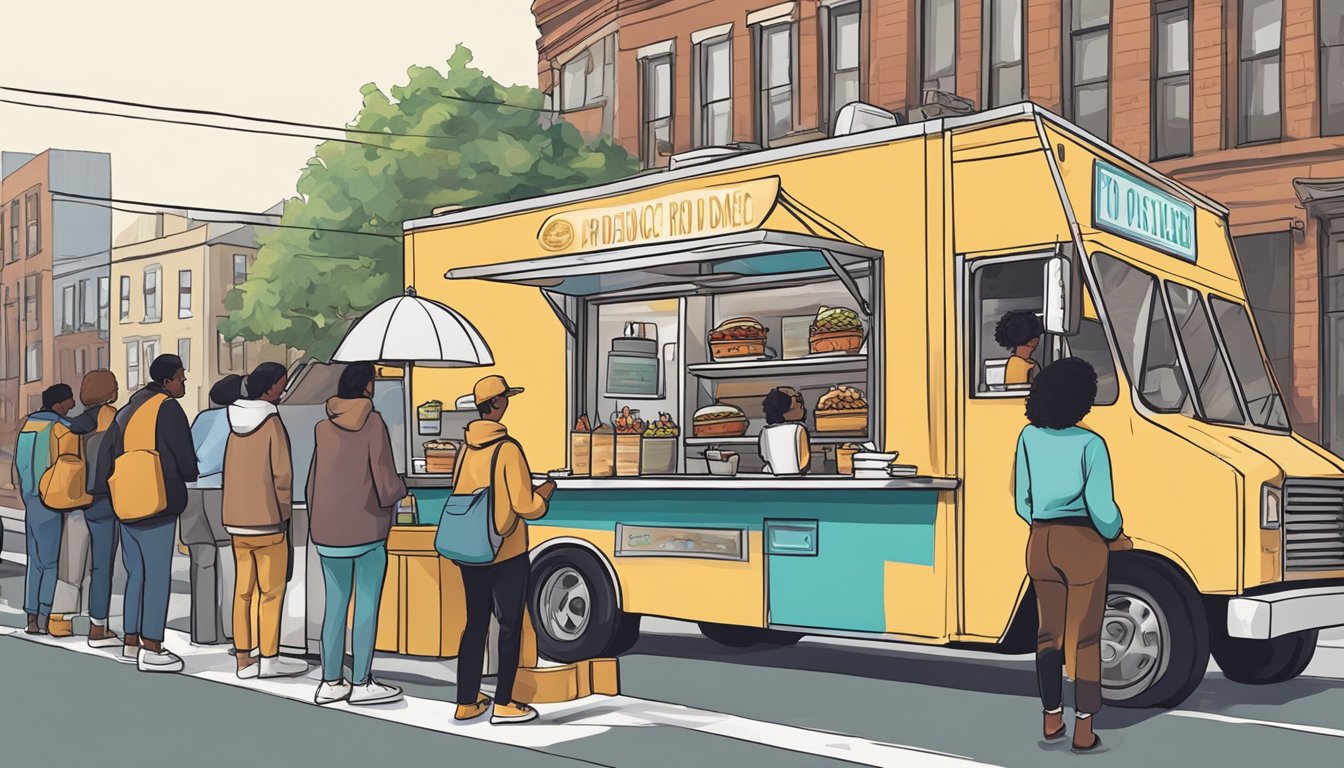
top-left (1043, 245), bottom-right (1082, 336)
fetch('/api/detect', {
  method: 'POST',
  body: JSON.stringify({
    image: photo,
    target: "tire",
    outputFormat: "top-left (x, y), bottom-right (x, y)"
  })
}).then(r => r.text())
top-left (1211, 628), bottom-right (1318, 685)
top-left (529, 547), bottom-right (634, 663)
top-left (698, 622), bottom-right (803, 648)
top-left (1100, 558), bottom-right (1210, 709)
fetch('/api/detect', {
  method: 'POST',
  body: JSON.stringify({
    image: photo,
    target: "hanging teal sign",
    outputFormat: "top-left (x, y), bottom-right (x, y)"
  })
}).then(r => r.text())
top-left (1093, 160), bottom-right (1197, 262)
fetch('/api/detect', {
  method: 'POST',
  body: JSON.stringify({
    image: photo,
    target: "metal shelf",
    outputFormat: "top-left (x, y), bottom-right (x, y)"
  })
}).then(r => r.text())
top-left (684, 435), bottom-right (867, 447)
top-left (687, 354), bottom-right (868, 380)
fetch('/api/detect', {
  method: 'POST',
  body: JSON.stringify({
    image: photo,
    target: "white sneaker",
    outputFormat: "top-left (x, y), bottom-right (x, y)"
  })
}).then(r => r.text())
top-left (137, 647), bottom-right (184, 673)
top-left (88, 634), bottom-right (121, 649)
top-left (349, 679), bottom-right (403, 706)
top-left (237, 662), bottom-right (260, 680)
top-left (116, 645), bottom-right (139, 664)
top-left (315, 679), bottom-right (352, 705)
top-left (259, 656), bottom-right (309, 678)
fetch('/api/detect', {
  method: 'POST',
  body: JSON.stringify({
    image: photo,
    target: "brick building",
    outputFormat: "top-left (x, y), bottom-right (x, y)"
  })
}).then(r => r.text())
top-left (532, 0), bottom-right (1344, 451)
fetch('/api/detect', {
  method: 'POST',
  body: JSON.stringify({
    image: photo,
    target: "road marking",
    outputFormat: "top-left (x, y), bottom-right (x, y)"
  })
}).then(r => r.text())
top-left (1167, 711), bottom-right (1344, 739)
top-left (1, 627), bottom-right (996, 768)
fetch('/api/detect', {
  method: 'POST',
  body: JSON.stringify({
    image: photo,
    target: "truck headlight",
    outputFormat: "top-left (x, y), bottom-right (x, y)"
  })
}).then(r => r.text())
top-left (1261, 484), bottom-right (1282, 529)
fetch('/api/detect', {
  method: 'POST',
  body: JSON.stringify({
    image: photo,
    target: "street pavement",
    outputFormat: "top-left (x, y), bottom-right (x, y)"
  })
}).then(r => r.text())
top-left (1, 517), bottom-right (1342, 767)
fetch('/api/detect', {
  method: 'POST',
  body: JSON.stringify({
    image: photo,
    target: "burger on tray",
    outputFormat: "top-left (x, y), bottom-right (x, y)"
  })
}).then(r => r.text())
top-left (809, 306), bottom-right (863, 354)
top-left (692, 403), bottom-right (749, 437)
top-left (709, 317), bottom-right (768, 360)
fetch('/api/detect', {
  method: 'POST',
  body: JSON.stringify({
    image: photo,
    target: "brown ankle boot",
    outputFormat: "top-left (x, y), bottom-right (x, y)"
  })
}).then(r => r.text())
top-left (25, 615), bottom-right (46, 635)
top-left (47, 614), bottom-right (74, 637)
top-left (1072, 715), bottom-right (1102, 752)
top-left (1043, 710), bottom-right (1066, 741)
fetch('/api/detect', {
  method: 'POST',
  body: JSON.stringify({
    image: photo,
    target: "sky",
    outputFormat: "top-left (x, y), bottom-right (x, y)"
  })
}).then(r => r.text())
top-left (0, 1), bottom-right (540, 231)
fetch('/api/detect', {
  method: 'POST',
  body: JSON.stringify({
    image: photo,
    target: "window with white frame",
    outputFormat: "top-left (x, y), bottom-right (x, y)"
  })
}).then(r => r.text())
top-left (757, 22), bottom-right (795, 144)
top-left (8, 200), bottom-right (18, 261)
top-left (98, 276), bottom-right (110, 333)
top-left (62, 285), bottom-right (75, 333)
top-left (642, 53), bottom-right (674, 165)
top-left (142, 339), bottom-right (158, 371)
top-left (1322, 0), bottom-right (1344, 136)
top-left (985, 0), bottom-right (1025, 107)
top-left (119, 276), bottom-right (131, 320)
top-left (233, 254), bottom-right (248, 286)
top-left (178, 269), bottom-right (192, 319)
top-left (1153, 0), bottom-right (1192, 159)
top-left (695, 34), bottom-right (733, 147)
top-left (24, 274), bottom-right (39, 330)
top-left (1064, 0), bottom-right (1110, 139)
top-left (921, 0), bottom-right (958, 94)
top-left (143, 266), bottom-right (161, 322)
top-left (825, 3), bottom-right (861, 127)
top-left (25, 342), bottom-right (41, 383)
top-left (24, 191), bottom-right (40, 256)
top-left (178, 338), bottom-right (191, 371)
top-left (1239, 0), bottom-right (1282, 144)
top-left (125, 341), bottom-right (141, 388)
top-left (560, 36), bottom-right (613, 112)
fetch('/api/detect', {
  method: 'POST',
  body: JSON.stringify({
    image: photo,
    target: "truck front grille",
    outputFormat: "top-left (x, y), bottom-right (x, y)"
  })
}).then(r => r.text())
top-left (1282, 478), bottom-right (1344, 572)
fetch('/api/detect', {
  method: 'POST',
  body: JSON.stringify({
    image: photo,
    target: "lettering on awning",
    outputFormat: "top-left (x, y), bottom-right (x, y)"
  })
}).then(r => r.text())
top-left (1093, 160), bottom-right (1197, 262)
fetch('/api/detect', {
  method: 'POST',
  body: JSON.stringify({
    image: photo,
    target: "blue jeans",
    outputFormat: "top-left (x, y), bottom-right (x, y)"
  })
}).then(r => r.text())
top-left (84, 497), bottom-right (119, 623)
top-left (318, 543), bottom-right (388, 685)
top-left (121, 516), bottom-right (177, 643)
top-left (23, 495), bottom-right (63, 621)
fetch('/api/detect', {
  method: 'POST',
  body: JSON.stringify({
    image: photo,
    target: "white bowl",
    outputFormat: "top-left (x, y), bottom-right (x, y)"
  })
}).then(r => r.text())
top-left (854, 458), bottom-right (893, 470)
top-left (854, 468), bottom-right (890, 479)
top-left (853, 451), bottom-right (898, 463)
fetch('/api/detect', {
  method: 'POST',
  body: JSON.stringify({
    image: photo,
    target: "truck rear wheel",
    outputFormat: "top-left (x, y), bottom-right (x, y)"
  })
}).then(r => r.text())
top-left (530, 548), bottom-right (640, 663)
top-left (1211, 629), bottom-right (1318, 685)
top-left (1101, 560), bottom-right (1209, 709)
top-left (698, 622), bottom-right (802, 648)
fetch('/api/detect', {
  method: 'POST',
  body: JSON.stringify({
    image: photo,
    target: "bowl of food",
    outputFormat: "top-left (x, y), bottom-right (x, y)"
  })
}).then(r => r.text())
top-left (809, 306), bottom-right (864, 354)
top-left (814, 385), bottom-right (869, 433)
top-left (709, 317), bottom-right (768, 360)
top-left (693, 404), bottom-right (749, 437)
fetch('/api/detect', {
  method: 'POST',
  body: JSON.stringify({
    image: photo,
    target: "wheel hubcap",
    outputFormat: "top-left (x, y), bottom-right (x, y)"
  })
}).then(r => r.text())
top-left (540, 566), bottom-right (591, 642)
top-left (1101, 588), bottom-right (1166, 698)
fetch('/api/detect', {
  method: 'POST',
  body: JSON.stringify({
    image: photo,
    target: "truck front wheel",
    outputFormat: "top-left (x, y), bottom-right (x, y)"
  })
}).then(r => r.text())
top-left (530, 548), bottom-right (641, 663)
top-left (1101, 560), bottom-right (1210, 709)
top-left (1211, 628), bottom-right (1318, 685)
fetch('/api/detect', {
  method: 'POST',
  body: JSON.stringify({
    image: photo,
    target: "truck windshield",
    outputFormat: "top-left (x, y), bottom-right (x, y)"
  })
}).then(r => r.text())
top-left (1165, 283), bottom-right (1244, 424)
top-left (1091, 252), bottom-right (1195, 417)
top-left (1209, 297), bottom-right (1291, 431)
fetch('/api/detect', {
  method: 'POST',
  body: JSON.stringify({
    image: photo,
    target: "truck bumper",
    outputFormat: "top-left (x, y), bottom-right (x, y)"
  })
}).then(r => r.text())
top-left (1227, 586), bottom-right (1344, 639)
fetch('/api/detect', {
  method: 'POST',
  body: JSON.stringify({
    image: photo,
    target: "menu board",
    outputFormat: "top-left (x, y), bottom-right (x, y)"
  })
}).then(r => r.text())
top-left (614, 524), bottom-right (746, 561)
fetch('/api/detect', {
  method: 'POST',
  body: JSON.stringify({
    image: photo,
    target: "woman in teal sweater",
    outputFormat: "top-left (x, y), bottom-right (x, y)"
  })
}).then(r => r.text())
top-left (1014, 357), bottom-right (1129, 753)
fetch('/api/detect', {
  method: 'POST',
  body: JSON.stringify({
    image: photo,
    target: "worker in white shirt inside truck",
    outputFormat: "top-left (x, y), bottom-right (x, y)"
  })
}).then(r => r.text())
top-left (759, 387), bottom-right (810, 476)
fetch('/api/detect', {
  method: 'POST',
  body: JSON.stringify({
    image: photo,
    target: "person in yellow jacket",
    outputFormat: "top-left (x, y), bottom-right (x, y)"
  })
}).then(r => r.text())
top-left (451, 375), bottom-right (556, 726)
top-left (14, 385), bottom-right (78, 635)
top-left (995, 309), bottom-right (1044, 386)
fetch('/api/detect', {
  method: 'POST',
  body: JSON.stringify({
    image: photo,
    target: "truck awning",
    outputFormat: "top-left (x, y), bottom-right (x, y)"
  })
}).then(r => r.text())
top-left (444, 230), bottom-right (880, 310)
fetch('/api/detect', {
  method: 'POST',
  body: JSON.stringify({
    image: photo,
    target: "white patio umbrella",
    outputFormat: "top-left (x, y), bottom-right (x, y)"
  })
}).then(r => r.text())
top-left (332, 286), bottom-right (494, 367)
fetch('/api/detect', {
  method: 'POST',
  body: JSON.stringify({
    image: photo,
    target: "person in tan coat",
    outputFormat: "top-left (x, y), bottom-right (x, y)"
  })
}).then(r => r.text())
top-left (222, 361), bottom-right (307, 679)
top-left (452, 375), bottom-right (556, 726)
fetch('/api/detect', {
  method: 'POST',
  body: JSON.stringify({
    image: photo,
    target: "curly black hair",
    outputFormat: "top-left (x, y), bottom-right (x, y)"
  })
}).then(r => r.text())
top-left (994, 310), bottom-right (1044, 350)
top-left (762, 388), bottom-right (794, 425)
top-left (1025, 357), bottom-right (1098, 429)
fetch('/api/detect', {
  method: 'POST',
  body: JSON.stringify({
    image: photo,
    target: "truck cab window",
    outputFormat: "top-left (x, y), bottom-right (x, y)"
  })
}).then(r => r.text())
top-left (1061, 312), bottom-right (1120, 405)
top-left (973, 258), bottom-right (1048, 395)
top-left (1092, 252), bottom-right (1194, 416)
top-left (1166, 283), bottom-right (1244, 424)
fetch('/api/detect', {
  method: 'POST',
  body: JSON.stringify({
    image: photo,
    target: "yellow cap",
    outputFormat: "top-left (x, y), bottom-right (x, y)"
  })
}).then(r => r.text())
top-left (473, 375), bottom-right (524, 406)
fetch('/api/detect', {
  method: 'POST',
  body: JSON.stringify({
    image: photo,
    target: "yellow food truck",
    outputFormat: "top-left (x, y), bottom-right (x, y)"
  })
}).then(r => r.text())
top-left (400, 103), bottom-right (1344, 709)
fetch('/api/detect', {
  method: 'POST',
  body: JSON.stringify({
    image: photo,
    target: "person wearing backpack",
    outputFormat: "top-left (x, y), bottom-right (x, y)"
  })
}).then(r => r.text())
top-left (47, 371), bottom-right (122, 647)
top-left (308, 362), bottom-right (406, 706)
top-left (111, 354), bottom-right (199, 672)
top-left (223, 362), bottom-right (307, 680)
top-left (180, 374), bottom-right (243, 647)
top-left (14, 384), bottom-right (79, 635)
top-left (451, 375), bottom-right (556, 726)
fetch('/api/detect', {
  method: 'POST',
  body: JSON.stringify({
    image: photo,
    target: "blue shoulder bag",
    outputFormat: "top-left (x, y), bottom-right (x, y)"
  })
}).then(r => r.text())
top-left (434, 439), bottom-right (513, 565)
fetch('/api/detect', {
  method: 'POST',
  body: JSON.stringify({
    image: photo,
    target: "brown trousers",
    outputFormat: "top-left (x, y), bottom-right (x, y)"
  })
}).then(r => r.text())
top-left (232, 532), bottom-right (289, 657)
top-left (1026, 521), bottom-right (1109, 715)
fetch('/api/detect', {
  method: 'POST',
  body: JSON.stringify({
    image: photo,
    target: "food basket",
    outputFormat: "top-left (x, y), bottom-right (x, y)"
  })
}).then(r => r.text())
top-left (809, 330), bottom-right (864, 354)
top-left (422, 440), bottom-right (458, 474)
top-left (808, 307), bottom-right (864, 355)
top-left (616, 434), bottom-right (642, 477)
top-left (590, 429), bottom-right (616, 477)
top-left (640, 437), bottom-right (678, 475)
top-left (570, 432), bottom-right (592, 476)
top-left (710, 340), bottom-right (766, 360)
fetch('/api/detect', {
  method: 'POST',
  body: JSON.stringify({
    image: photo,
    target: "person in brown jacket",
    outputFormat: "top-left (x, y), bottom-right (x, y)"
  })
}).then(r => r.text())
top-left (452, 375), bottom-right (556, 726)
top-left (307, 362), bottom-right (407, 707)
top-left (222, 361), bottom-right (307, 679)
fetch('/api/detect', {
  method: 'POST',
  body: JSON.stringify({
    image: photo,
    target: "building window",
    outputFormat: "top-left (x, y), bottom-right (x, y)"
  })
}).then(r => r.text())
top-left (24, 274), bottom-right (39, 330)
top-left (1233, 231), bottom-right (1292, 392)
top-left (24, 191), bottom-right (40, 257)
top-left (178, 270), bottom-right (193, 319)
top-left (219, 329), bottom-right (246, 374)
top-left (1238, 0), bottom-right (1282, 144)
top-left (1063, 0), bottom-right (1110, 139)
top-left (25, 342), bottom-right (41, 383)
top-left (824, 3), bottom-right (862, 128)
top-left (119, 275), bottom-right (131, 320)
top-left (0, 210), bottom-right (5, 263)
top-left (76, 348), bottom-right (87, 380)
top-left (642, 53), bottom-right (674, 165)
top-left (695, 35), bottom-right (733, 147)
top-left (97, 346), bottom-right (106, 370)
top-left (560, 36), bottom-right (612, 112)
top-left (921, 0), bottom-right (958, 94)
top-left (62, 285), bottom-right (76, 333)
top-left (143, 266), bottom-right (161, 322)
top-left (1153, 1), bottom-right (1193, 159)
top-left (8, 201), bottom-right (18, 261)
top-left (986, 0), bottom-right (1026, 107)
top-left (97, 276), bottom-right (110, 333)
top-left (178, 338), bottom-right (191, 371)
top-left (1323, 0), bottom-right (1344, 135)
top-left (126, 341), bottom-right (141, 388)
top-left (233, 254), bottom-right (249, 285)
top-left (142, 339), bottom-right (158, 370)
top-left (756, 23), bottom-right (795, 145)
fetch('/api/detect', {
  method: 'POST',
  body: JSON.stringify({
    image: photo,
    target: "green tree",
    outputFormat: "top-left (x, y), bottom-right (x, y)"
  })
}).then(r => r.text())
top-left (220, 45), bottom-right (639, 359)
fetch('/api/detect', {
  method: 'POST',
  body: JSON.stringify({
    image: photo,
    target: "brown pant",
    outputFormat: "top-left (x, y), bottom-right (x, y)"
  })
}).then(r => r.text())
top-left (1026, 521), bottom-right (1109, 715)
top-left (232, 533), bottom-right (288, 657)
